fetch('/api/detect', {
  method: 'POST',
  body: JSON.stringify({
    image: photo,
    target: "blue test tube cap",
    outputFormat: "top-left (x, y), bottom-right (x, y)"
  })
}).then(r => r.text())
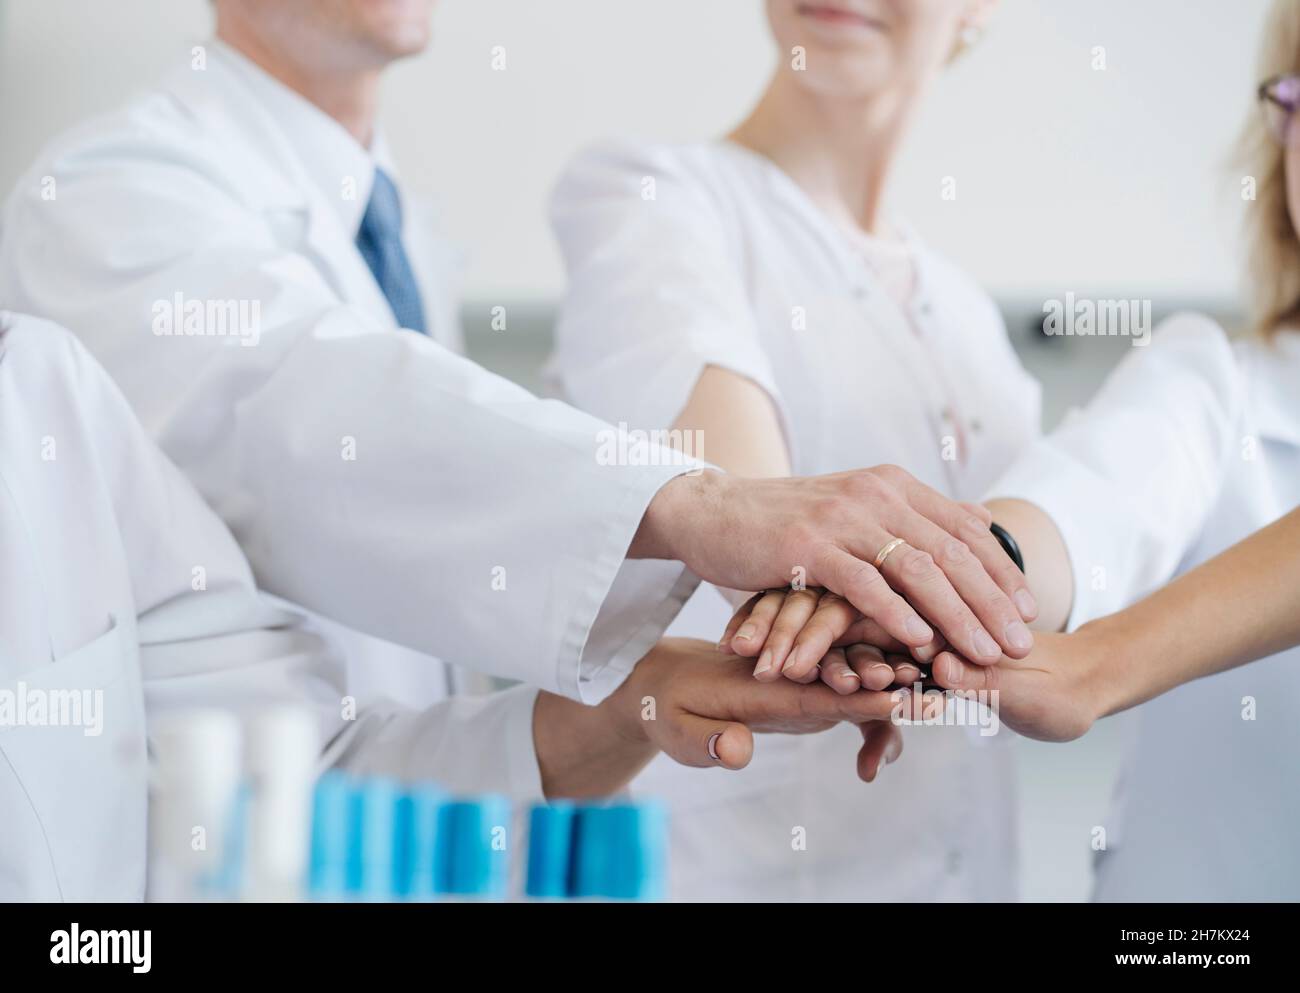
top-left (569, 804), bottom-right (616, 899)
top-left (438, 795), bottom-right (510, 898)
top-left (525, 802), bottom-right (576, 900)
top-left (308, 772), bottom-right (352, 899)
top-left (604, 801), bottom-right (668, 902)
top-left (345, 777), bottom-right (399, 900)
top-left (392, 785), bottom-right (446, 900)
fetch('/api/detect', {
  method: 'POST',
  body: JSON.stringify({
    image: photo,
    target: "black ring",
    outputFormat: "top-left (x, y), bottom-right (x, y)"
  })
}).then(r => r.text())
top-left (989, 522), bottom-right (1025, 574)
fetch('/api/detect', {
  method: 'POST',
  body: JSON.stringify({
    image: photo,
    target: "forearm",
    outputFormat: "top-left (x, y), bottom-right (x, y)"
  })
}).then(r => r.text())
top-left (630, 365), bottom-right (791, 565)
top-left (985, 498), bottom-right (1075, 632)
top-left (532, 690), bottom-right (657, 799)
top-left (1083, 507), bottom-right (1300, 717)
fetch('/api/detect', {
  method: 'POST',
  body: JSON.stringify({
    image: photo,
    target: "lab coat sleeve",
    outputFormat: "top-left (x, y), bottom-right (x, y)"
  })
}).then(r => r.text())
top-left (9, 315), bottom-right (545, 798)
top-left (984, 313), bottom-right (1244, 627)
top-left (332, 683), bottom-right (543, 799)
top-left (0, 122), bottom-right (700, 705)
top-left (547, 142), bottom-right (785, 433)
top-left (139, 592), bottom-right (546, 800)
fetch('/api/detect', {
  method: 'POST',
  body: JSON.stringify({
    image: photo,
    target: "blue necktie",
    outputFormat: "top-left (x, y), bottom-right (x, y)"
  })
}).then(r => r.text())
top-left (355, 168), bottom-right (428, 334)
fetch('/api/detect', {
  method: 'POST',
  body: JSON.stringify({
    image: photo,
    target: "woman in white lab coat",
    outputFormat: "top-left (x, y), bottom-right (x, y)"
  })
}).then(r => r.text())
top-left (546, 0), bottom-right (1032, 900)
top-left (727, 0), bottom-right (1300, 901)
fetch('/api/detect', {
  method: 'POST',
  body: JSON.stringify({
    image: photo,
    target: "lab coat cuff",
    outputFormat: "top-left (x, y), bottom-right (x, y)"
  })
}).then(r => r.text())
top-left (984, 442), bottom-right (1119, 631)
top-left (501, 683), bottom-right (546, 802)
top-left (567, 466), bottom-right (705, 706)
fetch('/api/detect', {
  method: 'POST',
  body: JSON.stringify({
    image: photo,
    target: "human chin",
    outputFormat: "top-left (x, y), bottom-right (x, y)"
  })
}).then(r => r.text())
top-left (357, 0), bottom-right (433, 57)
top-left (791, 44), bottom-right (895, 99)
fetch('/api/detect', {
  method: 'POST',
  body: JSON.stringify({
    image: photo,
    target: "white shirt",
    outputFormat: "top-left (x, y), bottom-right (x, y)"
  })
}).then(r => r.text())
top-left (547, 140), bottom-right (1042, 900)
top-left (988, 315), bottom-right (1300, 900)
top-left (0, 42), bottom-right (699, 737)
top-left (0, 312), bottom-right (584, 901)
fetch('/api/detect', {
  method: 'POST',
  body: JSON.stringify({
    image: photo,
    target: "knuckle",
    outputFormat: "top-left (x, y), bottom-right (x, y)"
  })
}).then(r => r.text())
top-left (841, 474), bottom-right (879, 508)
top-left (874, 463), bottom-right (905, 484)
top-left (900, 548), bottom-right (938, 580)
top-left (845, 562), bottom-right (889, 601)
top-left (957, 513), bottom-right (991, 543)
top-left (937, 538), bottom-right (973, 569)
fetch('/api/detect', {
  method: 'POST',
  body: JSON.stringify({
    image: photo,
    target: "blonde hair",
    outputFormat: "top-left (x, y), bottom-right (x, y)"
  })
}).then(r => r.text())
top-left (1240, 0), bottom-right (1300, 338)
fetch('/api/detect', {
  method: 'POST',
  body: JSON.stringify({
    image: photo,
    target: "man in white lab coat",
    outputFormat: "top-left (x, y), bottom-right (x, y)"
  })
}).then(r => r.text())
top-left (0, 310), bottom-right (905, 901)
top-left (0, 0), bottom-right (1033, 789)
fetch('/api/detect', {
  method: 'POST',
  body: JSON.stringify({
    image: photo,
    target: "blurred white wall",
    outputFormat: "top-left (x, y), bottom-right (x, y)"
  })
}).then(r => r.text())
top-left (0, 0), bottom-right (1272, 304)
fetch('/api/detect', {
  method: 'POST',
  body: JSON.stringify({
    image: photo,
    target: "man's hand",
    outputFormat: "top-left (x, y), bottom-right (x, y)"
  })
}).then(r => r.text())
top-left (611, 638), bottom-right (902, 774)
top-left (635, 468), bottom-right (1036, 664)
top-left (534, 639), bottom-right (903, 798)
top-left (928, 627), bottom-right (1111, 742)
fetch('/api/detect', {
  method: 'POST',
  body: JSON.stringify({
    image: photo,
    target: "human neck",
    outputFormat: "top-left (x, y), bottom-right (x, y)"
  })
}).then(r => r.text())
top-left (216, 22), bottom-right (381, 147)
top-left (729, 70), bottom-right (921, 237)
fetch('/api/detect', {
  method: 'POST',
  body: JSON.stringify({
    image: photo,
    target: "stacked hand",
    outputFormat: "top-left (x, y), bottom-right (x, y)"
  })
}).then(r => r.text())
top-left (621, 465), bottom-right (1046, 787)
top-left (639, 467), bottom-right (1038, 665)
top-left (609, 638), bottom-right (907, 781)
top-left (716, 584), bottom-right (1107, 759)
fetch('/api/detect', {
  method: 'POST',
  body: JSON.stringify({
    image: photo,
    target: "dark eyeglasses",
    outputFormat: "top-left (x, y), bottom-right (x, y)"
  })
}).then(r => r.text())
top-left (1259, 73), bottom-right (1300, 145)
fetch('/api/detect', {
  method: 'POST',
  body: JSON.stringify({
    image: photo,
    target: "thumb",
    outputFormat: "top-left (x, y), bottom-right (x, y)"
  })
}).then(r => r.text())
top-left (659, 711), bottom-right (754, 770)
top-left (933, 650), bottom-right (1007, 692)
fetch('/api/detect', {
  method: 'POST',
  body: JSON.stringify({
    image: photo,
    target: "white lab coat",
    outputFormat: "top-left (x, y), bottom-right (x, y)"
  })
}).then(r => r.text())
top-left (547, 140), bottom-right (1041, 900)
top-left (0, 42), bottom-right (698, 726)
top-left (988, 314), bottom-right (1300, 901)
top-left (0, 312), bottom-right (566, 900)
top-left (0, 317), bottom-right (147, 900)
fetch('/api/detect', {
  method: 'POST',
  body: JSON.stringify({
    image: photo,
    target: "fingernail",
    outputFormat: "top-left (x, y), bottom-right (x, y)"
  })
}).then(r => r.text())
top-left (707, 732), bottom-right (722, 761)
top-left (870, 663), bottom-right (893, 681)
top-left (1013, 589), bottom-right (1038, 620)
top-left (754, 649), bottom-right (772, 676)
top-left (870, 760), bottom-right (884, 781)
top-left (941, 657), bottom-right (962, 687)
top-left (839, 666), bottom-right (860, 684)
top-left (716, 638), bottom-right (732, 653)
top-left (737, 623), bottom-right (756, 641)
top-left (788, 644), bottom-right (810, 671)
top-left (973, 629), bottom-right (1000, 659)
top-left (905, 616), bottom-right (933, 642)
top-left (1005, 620), bottom-right (1033, 653)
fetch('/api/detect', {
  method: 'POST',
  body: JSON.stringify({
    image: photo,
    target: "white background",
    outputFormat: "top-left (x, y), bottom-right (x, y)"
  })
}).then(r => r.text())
top-left (0, 0), bottom-right (1271, 303)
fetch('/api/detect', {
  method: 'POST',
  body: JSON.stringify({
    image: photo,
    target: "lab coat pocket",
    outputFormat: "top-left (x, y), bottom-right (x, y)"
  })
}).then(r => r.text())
top-left (0, 615), bottom-right (148, 901)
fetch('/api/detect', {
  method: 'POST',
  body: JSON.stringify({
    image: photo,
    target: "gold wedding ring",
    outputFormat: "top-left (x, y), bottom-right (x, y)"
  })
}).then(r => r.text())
top-left (873, 537), bottom-right (907, 570)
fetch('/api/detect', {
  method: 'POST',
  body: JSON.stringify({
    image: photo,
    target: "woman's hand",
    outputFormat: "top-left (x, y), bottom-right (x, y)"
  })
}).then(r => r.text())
top-left (927, 627), bottom-right (1111, 742)
top-left (720, 587), bottom-right (930, 688)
